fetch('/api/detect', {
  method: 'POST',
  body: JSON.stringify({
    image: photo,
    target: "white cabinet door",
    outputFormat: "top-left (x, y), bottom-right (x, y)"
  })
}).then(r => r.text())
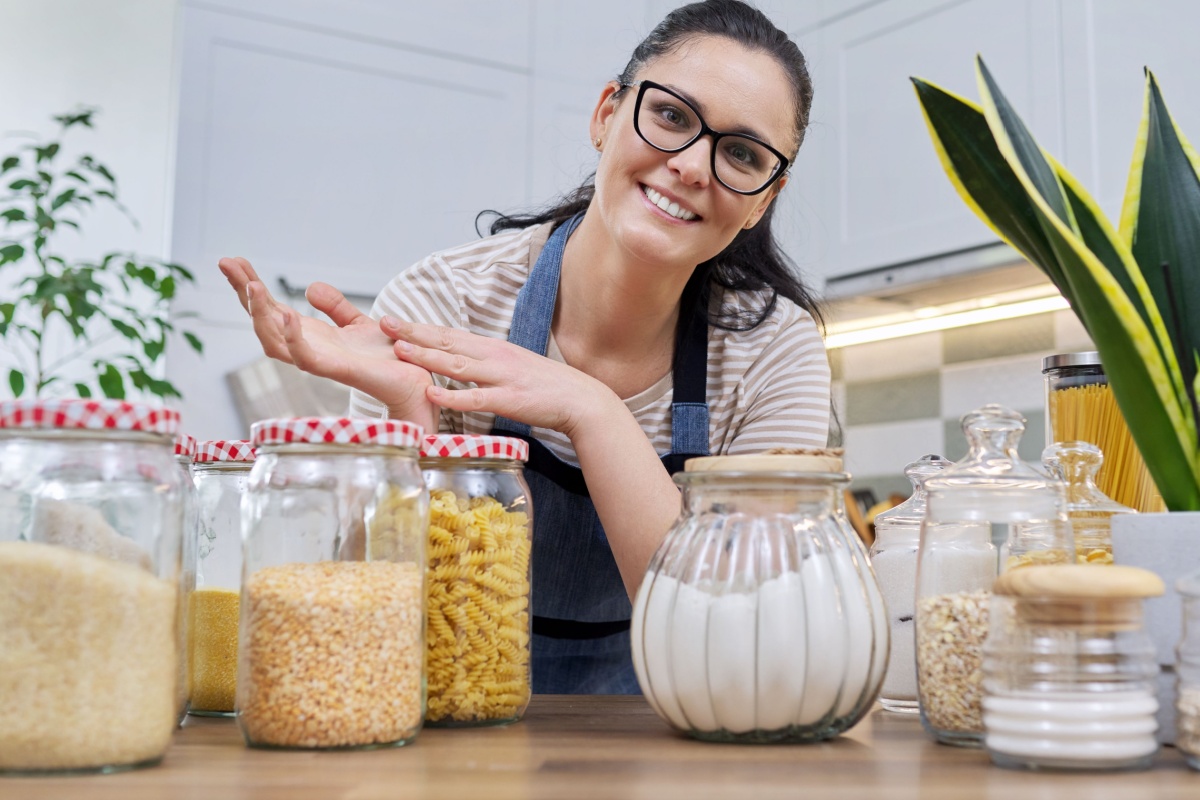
top-left (788, 0), bottom-right (1062, 283)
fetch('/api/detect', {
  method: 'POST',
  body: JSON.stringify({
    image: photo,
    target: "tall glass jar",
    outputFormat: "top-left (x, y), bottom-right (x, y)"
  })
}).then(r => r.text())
top-left (916, 404), bottom-right (1072, 747)
top-left (1041, 441), bottom-right (1134, 565)
top-left (237, 417), bottom-right (428, 750)
top-left (870, 454), bottom-right (951, 713)
top-left (1178, 570), bottom-right (1200, 770)
top-left (420, 434), bottom-right (532, 727)
top-left (188, 440), bottom-right (255, 717)
top-left (174, 433), bottom-right (197, 726)
top-left (631, 454), bottom-right (888, 742)
top-left (0, 399), bottom-right (184, 774)
top-left (982, 565), bottom-right (1162, 771)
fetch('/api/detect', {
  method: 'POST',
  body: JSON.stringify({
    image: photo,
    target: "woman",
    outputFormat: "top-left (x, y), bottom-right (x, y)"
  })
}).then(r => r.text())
top-left (219, 0), bottom-right (831, 694)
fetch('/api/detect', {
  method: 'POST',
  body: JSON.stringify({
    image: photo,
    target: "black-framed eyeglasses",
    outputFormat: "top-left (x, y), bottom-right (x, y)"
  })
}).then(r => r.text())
top-left (620, 80), bottom-right (791, 196)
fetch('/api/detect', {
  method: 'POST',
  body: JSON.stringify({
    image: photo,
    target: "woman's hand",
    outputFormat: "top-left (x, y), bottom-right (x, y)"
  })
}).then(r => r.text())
top-left (218, 257), bottom-right (438, 430)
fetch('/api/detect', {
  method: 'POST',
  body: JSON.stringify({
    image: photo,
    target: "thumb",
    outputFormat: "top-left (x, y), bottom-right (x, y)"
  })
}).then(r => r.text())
top-left (306, 281), bottom-right (366, 328)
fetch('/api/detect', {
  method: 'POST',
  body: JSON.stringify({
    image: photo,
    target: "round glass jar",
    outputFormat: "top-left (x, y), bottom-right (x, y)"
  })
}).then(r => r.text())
top-left (0, 399), bottom-right (185, 774)
top-left (1177, 570), bottom-right (1200, 770)
top-left (187, 439), bottom-right (255, 717)
top-left (420, 434), bottom-right (532, 728)
top-left (237, 417), bottom-right (428, 750)
top-left (631, 454), bottom-right (888, 743)
top-left (870, 454), bottom-right (951, 713)
top-left (1041, 441), bottom-right (1134, 566)
top-left (174, 433), bottom-right (197, 726)
top-left (982, 565), bottom-right (1162, 771)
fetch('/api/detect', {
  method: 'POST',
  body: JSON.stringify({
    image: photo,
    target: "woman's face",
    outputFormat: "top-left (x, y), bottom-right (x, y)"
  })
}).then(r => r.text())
top-left (589, 35), bottom-right (797, 273)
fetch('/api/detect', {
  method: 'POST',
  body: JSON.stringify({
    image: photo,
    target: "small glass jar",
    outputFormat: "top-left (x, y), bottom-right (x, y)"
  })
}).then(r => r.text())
top-left (982, 565), bottom-right (1162, 771)
top-left (187, 439), bottom-right (255, 717)
top-left (917, 405), bottom-right (1072, 747)
top-left (1042, 441), bottom-right (1134, 566)
top-left (420, 434), bottom-right (532, 727)
top-left (0, 399), bottom-right (184, 774)
top-left (1043, 353), bottom-right (1162, 513)
top-left (1177, 570), bottom-right (1200, 770)
top-left (870, 454), bottom-right (951, 713)
top-left (174, 433), bottom-right (197, 726)
top-left (631, 453), bottom-right (888, 743)
top-left (237, 417), bottom-right (428, 750)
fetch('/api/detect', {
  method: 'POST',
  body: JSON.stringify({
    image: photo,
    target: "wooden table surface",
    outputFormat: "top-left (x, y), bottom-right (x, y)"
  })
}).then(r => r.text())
top-left (1, 696), bottom-right (1196, 800)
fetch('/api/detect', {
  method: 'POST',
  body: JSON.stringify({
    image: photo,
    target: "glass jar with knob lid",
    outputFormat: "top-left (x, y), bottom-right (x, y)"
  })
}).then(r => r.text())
top-left (1041, 441), bottom-right (1135, 566)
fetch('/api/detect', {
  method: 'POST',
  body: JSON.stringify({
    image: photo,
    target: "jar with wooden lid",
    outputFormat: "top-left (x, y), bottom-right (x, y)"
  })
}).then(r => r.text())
top-left (237, 417), bottom-right (427, 750)
top-left (420, 434), bottom-right (532, 728)
top-left (982, 565), bottom-right (1162, 771)
top-left (1177, 569), bottom-right (1200, 770)
top-left (188, 439), bottom-right (255, 717)
top-left (0, 399), bottom-right (185, 774)
top-left (1041, 441), bottom-right (1135, 566)
top-left (630, 452), bottom-right (888, 742)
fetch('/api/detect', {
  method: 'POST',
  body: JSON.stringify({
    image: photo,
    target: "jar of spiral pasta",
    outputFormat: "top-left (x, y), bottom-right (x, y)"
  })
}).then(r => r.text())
top-left (188, 439), bottom-right (255, 717)
top-left (237, 417), bottom-right (427, 750)
top-left (420, 434), bottom-right (532, 727)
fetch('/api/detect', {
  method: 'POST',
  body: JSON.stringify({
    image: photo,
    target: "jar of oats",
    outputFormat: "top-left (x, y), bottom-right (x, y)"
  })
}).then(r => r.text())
top-left (237, 417), bottom-right (428, 750)
top-left (187, 439), bottom-right (255, 717)
top-left (916, 404), bottom-right (1071, 747)
top-left (420, 434), bottom-right (532, 727)
top-left (1178, 569), bottom-right (1200, 771)
top-left (0, 399), bottom-right (185, 774)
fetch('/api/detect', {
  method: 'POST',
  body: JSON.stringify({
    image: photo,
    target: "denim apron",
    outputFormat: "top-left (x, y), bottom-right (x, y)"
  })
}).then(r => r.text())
top-left (491, 214), bottom-right (711, 694)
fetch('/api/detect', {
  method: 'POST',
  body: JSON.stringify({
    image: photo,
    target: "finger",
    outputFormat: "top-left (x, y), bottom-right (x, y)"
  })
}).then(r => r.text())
top-left (307, 281), bottom-right (367, 328)
top-left (218, 257), bottom-right (253, 312)
top-left (426, 383), bottom-right (499, 413)
top-left (394, 339), bottom-right (505, 386)
top-left (279, 306), bottom-right (328, 375)
top-left (246, 282), bottom-right (294, 364)
top-left (381, 316), bottom-right (491, 359)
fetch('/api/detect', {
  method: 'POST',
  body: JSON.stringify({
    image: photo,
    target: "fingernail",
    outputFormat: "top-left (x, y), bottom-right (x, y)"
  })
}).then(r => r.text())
top-left (381, 315), bottom-right (398, 328)
top-left (428, 385), bottom-right (444, 397)
top-left (396, 341), bottom-right (412, 353)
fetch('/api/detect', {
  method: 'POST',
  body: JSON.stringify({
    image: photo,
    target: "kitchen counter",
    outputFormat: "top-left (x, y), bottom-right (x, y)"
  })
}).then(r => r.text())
top-left (1, 696), bottom-right (1194, 799)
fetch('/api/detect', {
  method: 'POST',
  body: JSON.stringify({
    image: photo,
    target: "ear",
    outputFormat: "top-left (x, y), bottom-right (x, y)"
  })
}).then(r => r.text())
top-left (589, 81), bottom-right (624, 148)
top-left (743, 174), bottom-right (788, 230)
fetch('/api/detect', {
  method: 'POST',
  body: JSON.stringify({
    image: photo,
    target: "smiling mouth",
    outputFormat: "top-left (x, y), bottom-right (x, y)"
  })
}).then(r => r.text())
top-left (642, 185), bottom-right (698, 221)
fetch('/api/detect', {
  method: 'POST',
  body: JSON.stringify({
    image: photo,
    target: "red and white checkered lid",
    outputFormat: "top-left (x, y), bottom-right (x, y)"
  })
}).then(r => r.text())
top-left (195, 439), bottom-right (256, 463)
top-left (0, 398), bottom-right (180, 435)
top-left (174, 433), bottom-right (196, 458)
top-left (251, 417), bottom-right (424, 448)
top-left (421, 434), bottom-right (528, 462)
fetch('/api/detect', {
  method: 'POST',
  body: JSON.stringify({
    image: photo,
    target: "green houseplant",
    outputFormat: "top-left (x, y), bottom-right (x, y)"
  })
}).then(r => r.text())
top-left (0, 109), bottom-right (201, 400)
top-left (911, 58), bottom-right (1200, 513)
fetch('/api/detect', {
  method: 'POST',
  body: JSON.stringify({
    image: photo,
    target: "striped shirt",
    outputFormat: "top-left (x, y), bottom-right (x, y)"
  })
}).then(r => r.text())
top-left (349, 222), bottom-right (831, 464)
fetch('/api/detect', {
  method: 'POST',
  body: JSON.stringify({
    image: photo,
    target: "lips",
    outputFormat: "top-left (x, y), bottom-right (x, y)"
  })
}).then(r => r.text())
top-left (641, 185), bottom-right (699, 221)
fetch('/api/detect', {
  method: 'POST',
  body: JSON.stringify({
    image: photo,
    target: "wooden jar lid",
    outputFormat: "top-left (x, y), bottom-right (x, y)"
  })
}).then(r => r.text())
top-left (993, 565), bottom-right (1163, 627)
top-left (685, 448), bottom-right (845, 474)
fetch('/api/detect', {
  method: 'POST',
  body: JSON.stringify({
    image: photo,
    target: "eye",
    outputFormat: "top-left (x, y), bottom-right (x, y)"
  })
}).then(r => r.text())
top-left (648, 100), bottom-right (694, 130)
top-left (722, 139), bottom-right (761, 169)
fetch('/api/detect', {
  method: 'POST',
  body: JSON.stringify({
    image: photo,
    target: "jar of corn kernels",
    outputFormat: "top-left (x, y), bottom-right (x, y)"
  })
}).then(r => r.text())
top-left (420, 434), bottom-right (532, 727)
top-left (237, 417), bottom-right (428, 750)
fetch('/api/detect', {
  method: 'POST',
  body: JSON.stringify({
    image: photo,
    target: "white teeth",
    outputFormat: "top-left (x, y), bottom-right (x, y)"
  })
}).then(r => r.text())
top-left (642, 186), bottom-right (696, 221)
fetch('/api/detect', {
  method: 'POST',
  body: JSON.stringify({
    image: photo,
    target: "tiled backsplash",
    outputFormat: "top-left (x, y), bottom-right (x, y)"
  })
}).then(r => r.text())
top-left (830, 309), bottom-right (1094, 501)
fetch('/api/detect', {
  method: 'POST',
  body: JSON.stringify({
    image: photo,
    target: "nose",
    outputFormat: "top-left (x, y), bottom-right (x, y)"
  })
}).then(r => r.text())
top-left (665, 135), bottom-right (713, 189)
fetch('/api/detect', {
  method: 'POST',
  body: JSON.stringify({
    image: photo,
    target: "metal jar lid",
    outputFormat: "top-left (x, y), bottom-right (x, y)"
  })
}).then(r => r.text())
top-left (1041, 351), bottom-right (1102, 373)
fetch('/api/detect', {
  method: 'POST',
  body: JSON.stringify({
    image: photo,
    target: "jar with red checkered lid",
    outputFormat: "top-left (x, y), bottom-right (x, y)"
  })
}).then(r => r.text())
top-left (0, 398), bottom-right (186, 774)
top-left (237, 417), bottom-right (428, 750)
top-left (419, 434), bottom-right (532, 728)
top-left (187, 439), bottom-right (256, 718)
top-left (172, 432), bottom-right (197, 727)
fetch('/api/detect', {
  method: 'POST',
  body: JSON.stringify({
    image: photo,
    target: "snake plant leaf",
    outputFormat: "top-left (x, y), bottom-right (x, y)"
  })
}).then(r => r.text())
top-left (910, 78), bottom-right (1072, 306)
top-left (1119, 70), bottom-right (1200, 400)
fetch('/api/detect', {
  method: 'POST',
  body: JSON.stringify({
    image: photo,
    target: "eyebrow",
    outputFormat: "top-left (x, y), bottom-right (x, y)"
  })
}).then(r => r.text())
top-left (660, 81), bottom-right (774, 143)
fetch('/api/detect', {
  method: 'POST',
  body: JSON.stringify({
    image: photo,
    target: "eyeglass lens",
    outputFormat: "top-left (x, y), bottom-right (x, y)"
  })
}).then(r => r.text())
top-left (636, 86), bottom-right (783, 193)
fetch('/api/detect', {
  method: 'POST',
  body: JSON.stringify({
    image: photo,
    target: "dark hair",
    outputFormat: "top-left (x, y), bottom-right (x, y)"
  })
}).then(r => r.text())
top-left (479, 0), bottom-right (823, 331)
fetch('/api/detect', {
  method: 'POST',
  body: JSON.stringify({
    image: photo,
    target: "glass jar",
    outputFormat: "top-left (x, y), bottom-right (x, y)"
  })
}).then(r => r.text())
top-left (174, 433), bottom-right (197, 726)
top-left (916, 404), bottom-right (1072, 747)
top-left (420, 434), bottom-right (532, 727)
top-left (187, 439), bottom-right (255, 717)
top-left (237, 417), bottom-right (428, 750)
top-left (1178, 570), bottom-right (1200, 770)
top-left (1042, 441), bottom-right (1134, 566)
top-left (0, 399), bottom-right (184, 774)
top-left (1043, 352), bottom-right (1162, 513)
top-left (631, 453), bottom-right (888, 743)
top-left (870, 454), bottom-right (951, 713)
top-left (982, 565), bottom-right (1162, 771)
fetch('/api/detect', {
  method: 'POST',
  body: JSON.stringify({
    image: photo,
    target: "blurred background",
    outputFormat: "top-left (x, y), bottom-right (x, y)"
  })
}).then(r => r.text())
top-left (3, 0), bottom-right (1199, 518)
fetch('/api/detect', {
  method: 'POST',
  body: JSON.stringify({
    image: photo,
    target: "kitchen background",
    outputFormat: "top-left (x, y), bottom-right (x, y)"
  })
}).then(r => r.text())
top-left (3, 0), bottom-right (1198, 503)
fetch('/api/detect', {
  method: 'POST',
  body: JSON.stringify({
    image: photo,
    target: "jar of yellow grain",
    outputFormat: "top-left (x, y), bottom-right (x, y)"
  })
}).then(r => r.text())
top-left (0, 399), bottom-right (185, 774)
top-left (237, 417), bottom-right (428, 750)
top-left (187, 439), bottom-right (255, 717)
top-left (419, 434), bottom-right (532, 727)
top-left (174, 433), bottom-right (197, 726)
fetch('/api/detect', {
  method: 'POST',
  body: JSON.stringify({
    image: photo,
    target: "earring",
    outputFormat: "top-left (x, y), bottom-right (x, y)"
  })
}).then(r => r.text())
top-left (594, 137), bottom-right (602, 149)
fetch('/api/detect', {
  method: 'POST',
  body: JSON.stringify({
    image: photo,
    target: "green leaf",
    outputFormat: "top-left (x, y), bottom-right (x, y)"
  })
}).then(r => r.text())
top-left (0, 243), bottom-right (24, 265)
top-left (97, 364), bottom-right (125, 399)
top-left (50, 188), bottom-right (76, 210)
top-left (184, 331), bottom-right (203, 354)
top-left (1, 208), bottom-right (27, 223)
top-left (8, 179), bottom-right (37, 191)
top-left (1, 156), bottom-right (18, 174)
top-left (143, 339), bottom-right (164, 361)
top-left (159, 275), bottom-right (176, 299)
top-left (8, 369), bottom-right (24, 398)
top-left (64, 170), bottom-right (89, 183)
top-left (35, 143), bottom-right (60, 163)
top-left (74, 382), bottom-right (92, 398)
top-left (53, 109), bottom-right (95, 128)
top-left (111, 319), bottom-right (139, 339)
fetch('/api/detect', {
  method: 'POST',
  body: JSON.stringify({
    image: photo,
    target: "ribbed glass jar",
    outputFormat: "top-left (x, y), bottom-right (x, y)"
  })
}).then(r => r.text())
top-left (631, 454), bottom-right (888, 743)
top-left (1177, 570), bottom-right (1200, 771)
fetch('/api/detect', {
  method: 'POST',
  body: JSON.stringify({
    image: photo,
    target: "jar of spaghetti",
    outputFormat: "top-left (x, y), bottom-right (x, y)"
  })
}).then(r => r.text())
top-left (174, 433), bottom-right (197, 725)
top-left (1042, 353), bottom-right (1162, 512)
top-left (187, 440), bottom-right (255, 717)
top-left (237, 417), bottom-right (427, 750)
top-left (420, 434), bottom-right (532, 727)
top-left (0, 399), bottom-right (184, 774)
